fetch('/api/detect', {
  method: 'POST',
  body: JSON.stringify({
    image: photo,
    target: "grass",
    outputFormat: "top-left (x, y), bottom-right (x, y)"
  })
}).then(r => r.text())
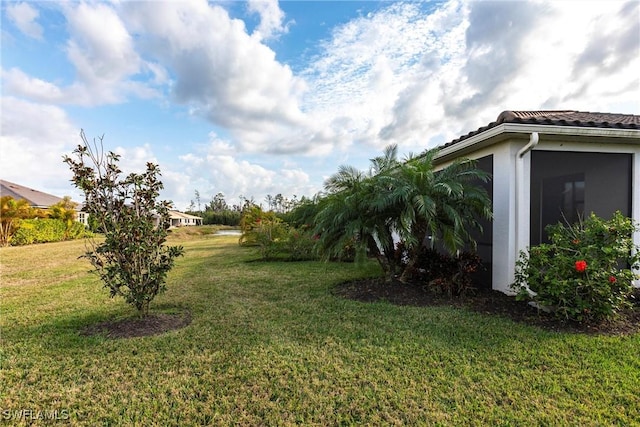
top-left (1, 230), bottom-right (639, 425)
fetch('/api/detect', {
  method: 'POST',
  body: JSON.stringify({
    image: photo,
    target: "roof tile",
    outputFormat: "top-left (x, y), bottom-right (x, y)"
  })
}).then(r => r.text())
top-left (445, 110), bottom-right (640, 147)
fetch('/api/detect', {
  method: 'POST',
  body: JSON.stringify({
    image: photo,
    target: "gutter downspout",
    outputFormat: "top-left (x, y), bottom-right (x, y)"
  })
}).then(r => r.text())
top-left (515, 132), bottom-right (539, 292)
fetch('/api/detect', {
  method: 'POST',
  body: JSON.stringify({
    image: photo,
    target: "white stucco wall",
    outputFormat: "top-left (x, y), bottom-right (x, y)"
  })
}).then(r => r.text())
top-left (436, 125), bottom-right (640, 294)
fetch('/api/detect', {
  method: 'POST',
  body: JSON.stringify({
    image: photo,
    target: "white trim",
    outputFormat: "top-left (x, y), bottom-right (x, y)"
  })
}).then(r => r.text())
top-left (436, 124), bottom-right (640, 161)
top-left (634, 153), bottom-right (640, 287)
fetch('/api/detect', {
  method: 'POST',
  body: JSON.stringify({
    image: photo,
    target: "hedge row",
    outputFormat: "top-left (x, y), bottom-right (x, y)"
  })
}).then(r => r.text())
top-left (11, 219), bottom-right (92, 246)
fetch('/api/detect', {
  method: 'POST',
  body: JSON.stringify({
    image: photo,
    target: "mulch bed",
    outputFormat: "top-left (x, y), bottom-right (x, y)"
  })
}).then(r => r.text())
top-left (81, 310), bottom-right (192, 339)
top-left (333, 278), bottom-right (640, 336)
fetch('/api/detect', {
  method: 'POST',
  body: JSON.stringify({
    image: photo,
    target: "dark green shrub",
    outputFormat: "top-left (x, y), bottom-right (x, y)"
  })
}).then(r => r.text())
top-left (201, 210), bottom-right (241, 226)
top-left (64, 131), bottom-right (184, 317)
top-left (395, 244), bottom-right (482, 296)
top-left (512, 211), bottom-right (639, 323)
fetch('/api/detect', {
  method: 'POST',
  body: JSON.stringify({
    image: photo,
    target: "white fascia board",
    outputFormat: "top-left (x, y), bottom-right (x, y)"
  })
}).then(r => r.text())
top-left (436, 124), bottom-right (640, 162)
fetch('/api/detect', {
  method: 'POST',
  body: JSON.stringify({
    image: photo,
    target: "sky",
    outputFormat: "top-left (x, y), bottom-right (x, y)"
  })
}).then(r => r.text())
top-left (1, 0), bottom-right (639, 210)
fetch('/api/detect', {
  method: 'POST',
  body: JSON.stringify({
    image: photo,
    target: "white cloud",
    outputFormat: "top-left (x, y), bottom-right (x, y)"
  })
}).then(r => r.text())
top-left (303, 1), bottom-right (469, 152)
top-left (64, 3), bottom-right (140, 85)
top-left (2, 2), bottom-right (159, 106)
top-left (6, 2), bottom-right (43, 40)
top-left (120, 0), bottom-right (308, 154)
top-left (302, 0), bottom-right (640, 154)
top-left (2, 0), bottom-right (638, 209)
top-left (0, 97), bottom-right (80, 199)
top-left (112, 144), bottom-right (159, 175)
top-left (247, 0), bottom-right (291, 40)
top-left (174, 133), bottom-right (316, 210)
top-left (1, 68), bottom-right (65, 103)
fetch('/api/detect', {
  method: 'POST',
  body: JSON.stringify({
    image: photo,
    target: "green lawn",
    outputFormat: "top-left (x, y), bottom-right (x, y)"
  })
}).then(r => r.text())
top-left (1, 230), bottom-right (639, 425)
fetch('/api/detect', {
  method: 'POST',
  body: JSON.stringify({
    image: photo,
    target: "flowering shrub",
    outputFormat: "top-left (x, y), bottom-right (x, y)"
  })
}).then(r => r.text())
top-left (512, 211), bottom-right (639, 323)
top-left (284, 225), bottom-right (319, 261)
top-left (240, 206), bottom-right (288, 259)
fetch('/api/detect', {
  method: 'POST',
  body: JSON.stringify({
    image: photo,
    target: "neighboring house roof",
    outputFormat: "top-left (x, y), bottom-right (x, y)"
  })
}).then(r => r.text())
top-left (169, 211), bottom-right (202, 220)
top-left (445, 110), bottom-right (640, 147)
top-left (0, 179), bottom-right (63, 208)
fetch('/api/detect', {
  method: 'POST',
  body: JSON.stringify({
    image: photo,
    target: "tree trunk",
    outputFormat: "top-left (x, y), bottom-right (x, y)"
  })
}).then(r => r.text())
top-left (398, 222), bottom-right (429, 283)
top-left (366, 235), bottom-right (394, 283)
top-left (398, 255), bottom-right (418, 284)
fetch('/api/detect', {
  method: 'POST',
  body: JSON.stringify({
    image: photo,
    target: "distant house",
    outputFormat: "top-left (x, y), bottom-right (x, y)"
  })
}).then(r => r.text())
top-left (0, 179), bottom-right (65, 209)
top-left (168, 210), bottom-right (203, 227)
top-left (434, 110), bottom-right (640, 294)
top-left (0, 179), bottom-right (88, 224)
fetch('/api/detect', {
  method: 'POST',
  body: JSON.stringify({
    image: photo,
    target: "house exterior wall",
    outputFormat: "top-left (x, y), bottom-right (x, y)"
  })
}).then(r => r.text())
top-left (435, 140), bottom-right (522, 293)
top-left (437, 131), bottom-right (640, 294)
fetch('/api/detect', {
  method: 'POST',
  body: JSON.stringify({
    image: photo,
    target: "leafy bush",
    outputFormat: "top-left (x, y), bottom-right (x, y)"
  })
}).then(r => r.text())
top-left (512, 211), bottom-right (639, 323)
top-left (284, 226), bottom-right (319, 261)
top-left (240, 206), bottom-right (288, 259)
top-left (64, 131), bottom-right (184, 317)
top-left (395, 244), bottom-right (482, 296)
top-left (12, 219), bottom-right (91, 245)
top-left (240, 207), bottom-right (321, 261)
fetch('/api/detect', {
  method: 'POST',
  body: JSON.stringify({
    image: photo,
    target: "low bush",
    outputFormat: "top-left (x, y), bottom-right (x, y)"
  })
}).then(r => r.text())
top-left (395, 244), bottom-right (482, 296)
top-left (240, 207), bottom-right (321, 261)
top-left (512, 211), bottom-right (639, 323)
top-left (240, 207), bottom-right (288, 259)
top-left (12, 219), bottom-right (91, 245)
top-left (284, 226), bottom-right (319, 261)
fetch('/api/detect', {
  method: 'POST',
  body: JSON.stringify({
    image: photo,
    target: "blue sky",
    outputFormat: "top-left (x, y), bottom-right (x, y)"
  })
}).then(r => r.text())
top-left (2, 0), bottom-right (639, 210)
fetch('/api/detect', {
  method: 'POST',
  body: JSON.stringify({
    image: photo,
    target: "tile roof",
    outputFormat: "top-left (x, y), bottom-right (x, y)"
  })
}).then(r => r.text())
top-left (446, 110), bottom-right (640, 147)
top-left (0, 179), bottom-right (64, 208)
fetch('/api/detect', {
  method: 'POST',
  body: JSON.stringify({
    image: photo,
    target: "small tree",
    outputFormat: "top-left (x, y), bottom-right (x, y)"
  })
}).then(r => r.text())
top-left (64, 130), bottom-right (184, 317)
top-left (48, 196), bottom-right (78, 239)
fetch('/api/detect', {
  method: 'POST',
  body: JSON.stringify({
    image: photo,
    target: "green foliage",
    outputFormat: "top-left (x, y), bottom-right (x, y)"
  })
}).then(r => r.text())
top-left (240, 206), bottom-right (320, 261)
top-left (200, 209), bottom-right (242, 226)
top-left (64, 130), bottom-right (184, 317)
top-left (283, 226), bottom-right (320, 261)
top-left (3, 235), bottom-right (640, 425)
top-left (0, 196), bottom-right (43, 246)
top-left (11, 219), bottom-right (91, 245)
top-left (240, 206), bottom-right (288, 259)
top-left (48, 196), bottom-right (77, 221)
top-left (512, 211), bottom-right (639, 323)
top-left (312, 145), bottom-right (492, 284)
top-left (395, 245), bottom-right (482, 297)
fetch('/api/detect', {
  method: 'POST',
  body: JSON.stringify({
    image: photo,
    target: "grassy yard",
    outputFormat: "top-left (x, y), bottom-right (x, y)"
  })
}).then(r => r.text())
top-left (1, 229), bottom-right (639, 425)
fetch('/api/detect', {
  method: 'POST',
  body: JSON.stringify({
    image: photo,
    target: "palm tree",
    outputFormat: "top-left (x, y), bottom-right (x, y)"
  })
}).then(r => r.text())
top-left (384, 148), bottom-right (492, 282)
top-left (313, 145), bottom-right (492, 284)
top-left (0, 196), bottom-right (36, 246)
top-left (314, 146), bottom-right (402, 282)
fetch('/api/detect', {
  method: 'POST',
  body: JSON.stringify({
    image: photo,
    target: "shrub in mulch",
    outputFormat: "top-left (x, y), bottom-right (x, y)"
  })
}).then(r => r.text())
top-left (333, 278), bottom-right (640, 336)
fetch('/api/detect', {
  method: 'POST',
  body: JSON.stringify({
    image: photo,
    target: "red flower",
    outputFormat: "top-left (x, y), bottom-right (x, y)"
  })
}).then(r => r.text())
top-left (572, 239), bottom-right (580, 245)
top-left (609, 276), bottom-right (617, 283)
top-left (255, 218), bottom-right (261, 223)
top-left (575, 260), bottom-right (587, 273)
